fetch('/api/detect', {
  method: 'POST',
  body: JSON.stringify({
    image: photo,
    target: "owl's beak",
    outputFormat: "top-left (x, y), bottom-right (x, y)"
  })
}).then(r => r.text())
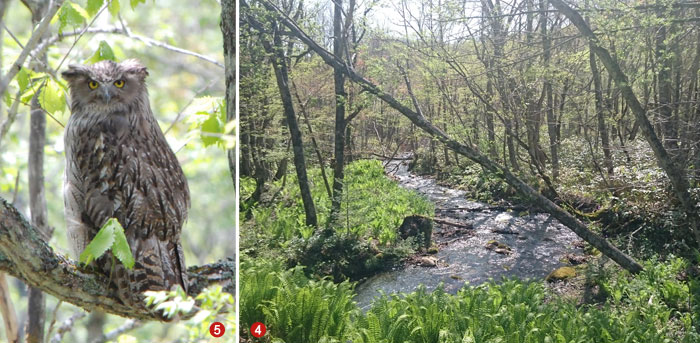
top-left (99, 88), bottom-right (112, 102)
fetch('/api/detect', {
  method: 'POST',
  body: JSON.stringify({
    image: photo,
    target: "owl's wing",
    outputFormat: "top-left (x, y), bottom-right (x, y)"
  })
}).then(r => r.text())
top-left (63, 144), bottom-right (90, 258)
top-left (117, 130), bottom-right (190, 296)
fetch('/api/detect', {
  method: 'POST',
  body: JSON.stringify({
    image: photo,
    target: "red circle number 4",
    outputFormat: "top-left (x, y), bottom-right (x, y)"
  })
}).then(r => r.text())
top-left (251, 322), bottom-right (267, 338)
top-left (209, 322), bottom-right (225, 338)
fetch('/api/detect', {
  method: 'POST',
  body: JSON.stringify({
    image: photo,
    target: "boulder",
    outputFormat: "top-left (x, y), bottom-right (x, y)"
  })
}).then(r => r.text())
top-left (485, 240), bottom-right (512, 255)
top-left (546, 266), bottom-right (576, 282)
top-left (398, 215), bottom-right (433, 248)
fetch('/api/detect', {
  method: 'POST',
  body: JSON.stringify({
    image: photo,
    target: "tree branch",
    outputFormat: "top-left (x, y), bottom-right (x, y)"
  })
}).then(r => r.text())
top-left (0, 197), bottom-right (234, 321)
top-left (89, 319), bottom-right (142, 343)
top-left (48, 311), bottom-right (85, 343)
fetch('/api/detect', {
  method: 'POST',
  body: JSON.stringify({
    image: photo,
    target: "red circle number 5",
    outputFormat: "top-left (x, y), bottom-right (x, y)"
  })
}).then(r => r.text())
top-left (251, 322), bottom-right (267, 338)
top-left (209, 322), bottom-right (225, 338)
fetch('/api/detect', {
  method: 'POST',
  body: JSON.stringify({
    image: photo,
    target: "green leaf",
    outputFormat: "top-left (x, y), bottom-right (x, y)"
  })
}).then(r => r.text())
top-left (85, 40), bottom-right (116, 64)
top-left (70, 2), bottom-right (90, 18)
top-left (200, 112), bottom-right (223, 147)
top-left (58, 2), bottom-right (89, 33)
top-left (108, 0), bottom-right (120, 16)
top-left (111, 219), bottom-right (135, 269)
top-left (184, 96), bottom-right (220, 118)
top-left (79, 219), bottom-right (116, 265)
top-left (86, 0), bottom-right (104, 16)
top-left (16, 68), bottom-right (29, 93)
top-left (130, 0), bottom-right (146, 9)
top-left (38, 79), bottom-right (66, 114)
top-left (21, 80), bottom-right (47, 104)
top-left (3, 91), bottom-right (11, 107)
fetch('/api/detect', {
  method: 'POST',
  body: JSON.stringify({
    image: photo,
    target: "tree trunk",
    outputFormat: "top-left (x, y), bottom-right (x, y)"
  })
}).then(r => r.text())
top-left (86, 311), bottom-right (106, 340)
top-left (541, 0), bottom-right (559, 180)
top-left (25, 1), bottom-right (51, 341)
top-left (330, 0), bottom-right (347, 224)
top-left (590, 46), bottom-right (614, 176)
top-left (655, 5), bottom-right (677, 154)
top-left (221, 0), bottom-right (237, 188)
top-left (264, 28), bottom-right (318, 228)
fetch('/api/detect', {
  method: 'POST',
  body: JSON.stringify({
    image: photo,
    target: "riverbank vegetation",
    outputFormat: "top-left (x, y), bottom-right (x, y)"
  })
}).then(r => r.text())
top-left (241, 0), bottom-right (700, 341)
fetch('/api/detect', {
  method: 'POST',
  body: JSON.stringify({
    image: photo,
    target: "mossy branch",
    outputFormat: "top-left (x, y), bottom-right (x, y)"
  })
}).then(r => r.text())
top-left (0, 197), bottom-right (234, 321)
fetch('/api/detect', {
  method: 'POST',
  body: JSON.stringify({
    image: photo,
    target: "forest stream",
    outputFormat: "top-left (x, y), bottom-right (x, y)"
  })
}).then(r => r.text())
top-left (354, 156), bottom-right (585, 310)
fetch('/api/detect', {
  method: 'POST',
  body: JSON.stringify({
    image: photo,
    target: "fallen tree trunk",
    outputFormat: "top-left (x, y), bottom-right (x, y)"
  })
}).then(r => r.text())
top-left (249, 0), bottom-right (643, 274)
top-left (0, 197), bottom-right (234, 321)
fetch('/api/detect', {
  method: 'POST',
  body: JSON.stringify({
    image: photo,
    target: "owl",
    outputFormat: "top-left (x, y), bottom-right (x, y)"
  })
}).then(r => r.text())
top-left (61, 59), bottom-right (189, 312)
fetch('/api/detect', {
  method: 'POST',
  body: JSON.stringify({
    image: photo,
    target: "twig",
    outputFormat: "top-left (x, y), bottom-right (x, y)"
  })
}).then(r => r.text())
top-left (3, 24), bottom-right (58, 80)
top-left (118, 14), bottom-right (222, 68)
top-left (127, 32), bottom-right (224, 68)
top-left (432, 217), bottom-right (474, 230)
top-left (415, 214), bottom-right (474, 230)
top-left (37, 25), bottom-right (224, 70)
top-left (491, 229), bottom-right (520, 235)
top-left (436, 205), bottom-right (530, 213)
top-left (164, 77), bottom-right (221, 135)
top-left (0, 0), bottom-right (64, 96)
top-left (45, 300), bottom-right (63, 342)
top-left (0, 273), bottom-right (18, 343)
top-left (90, 319), bottom-right (143, 343)
top-left (49, 311), bottom-right (86, 343)
top-left (372, 153), bottom-right (412, 161)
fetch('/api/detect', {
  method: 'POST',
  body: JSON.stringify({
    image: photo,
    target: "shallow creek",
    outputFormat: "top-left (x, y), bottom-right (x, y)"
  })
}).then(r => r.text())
top-left (353, 158), bottom-right (584, 310)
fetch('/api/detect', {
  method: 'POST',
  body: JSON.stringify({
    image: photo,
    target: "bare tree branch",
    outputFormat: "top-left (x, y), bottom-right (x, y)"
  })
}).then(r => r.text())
top-left (0, 197), bottom-right (235, 321)
top-left (89, 319), bottom-right (142, 343)
top-left (33, 26), bottom-right (225, 69)
top-left (0, 273), bottom-right (18, 343)
top-left (48, 311), bottom-right (86, 343)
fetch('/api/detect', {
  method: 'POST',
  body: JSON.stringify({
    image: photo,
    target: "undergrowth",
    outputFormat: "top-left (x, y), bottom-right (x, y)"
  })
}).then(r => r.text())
top-left (242, 160), bottom-right (433, 246)
top-left (241, 160), bottom-right (434, 279)
top-left (241, 256), bottom-right (700, 343)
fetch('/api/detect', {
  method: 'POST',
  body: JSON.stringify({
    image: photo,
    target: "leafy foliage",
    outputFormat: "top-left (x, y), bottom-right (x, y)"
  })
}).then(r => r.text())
top-left (243, 160), bottom-right (433, 246)
top-left (144, 285), bottom-right (235, 341)
top-left (84, 40), bottom-right (116, 64)
top-left (57, 2), bottom-right (89, 33)
top-left (79, 217), bottom-right (134, 269)
top-left (241, 261), bottom-right (357, 342)
top-left (242, 258), bottom-right (699, 343)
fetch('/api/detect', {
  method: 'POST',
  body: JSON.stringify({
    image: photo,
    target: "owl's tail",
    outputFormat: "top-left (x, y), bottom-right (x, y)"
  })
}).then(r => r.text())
top-left (109, 237), bottom-right (188, 321)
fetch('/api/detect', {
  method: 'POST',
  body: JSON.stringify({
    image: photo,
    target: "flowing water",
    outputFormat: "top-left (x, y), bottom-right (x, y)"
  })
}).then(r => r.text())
top-left (354, 157), bottom-right (584, 309)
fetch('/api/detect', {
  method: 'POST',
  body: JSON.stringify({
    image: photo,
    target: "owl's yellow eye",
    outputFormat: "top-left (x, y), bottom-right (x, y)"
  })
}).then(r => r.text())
top-left (114, 80), bottom-right (125, 88)
top-left (88, 81), bottom-right (98, 89)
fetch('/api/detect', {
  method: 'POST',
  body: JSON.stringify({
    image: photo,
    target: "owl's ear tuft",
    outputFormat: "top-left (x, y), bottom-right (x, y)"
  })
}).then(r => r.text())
top-left (120, 59), bottom-right (149, 81)
top-left (61, 64), bottom-right (89, 82)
